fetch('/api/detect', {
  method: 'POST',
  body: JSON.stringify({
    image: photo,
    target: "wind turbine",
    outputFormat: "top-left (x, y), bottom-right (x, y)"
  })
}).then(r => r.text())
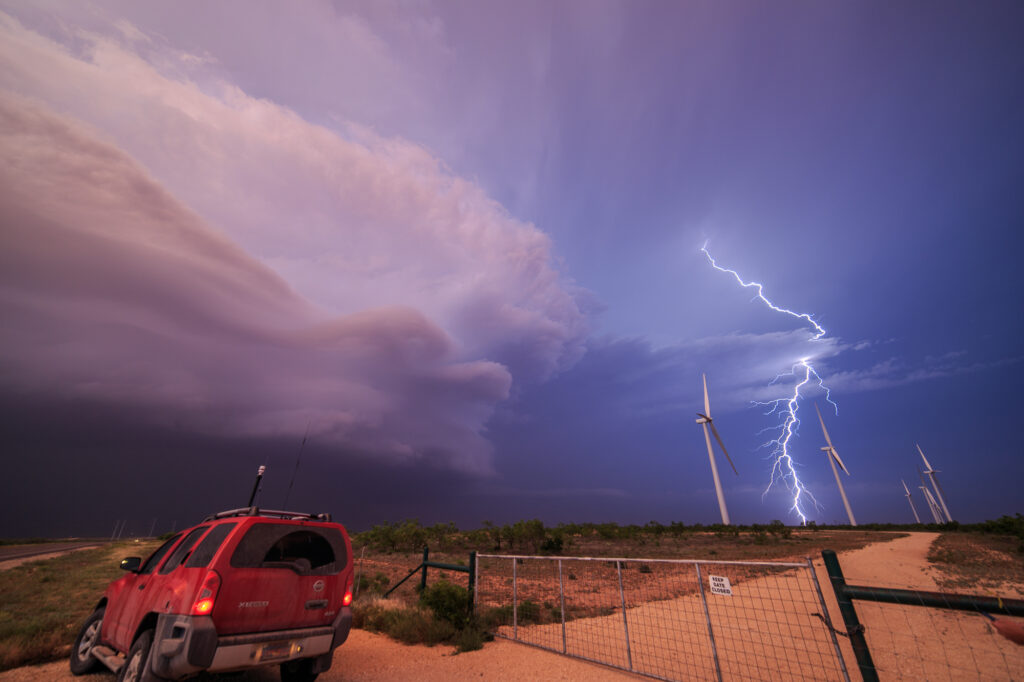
top-left (901, 479), bottom-right (921, 524)
top-left (814, 404), bottom-right (856, 526)
top-left (917, 444), bottom-right (952, 522)
top-left (918, 469), bottom-right (944, 524)
top-left (696, 374), bottom-right (738, 525)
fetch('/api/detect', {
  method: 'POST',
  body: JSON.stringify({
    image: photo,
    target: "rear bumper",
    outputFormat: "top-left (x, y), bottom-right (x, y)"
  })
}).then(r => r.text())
top-left (152, 608), bottom-right (352, 678)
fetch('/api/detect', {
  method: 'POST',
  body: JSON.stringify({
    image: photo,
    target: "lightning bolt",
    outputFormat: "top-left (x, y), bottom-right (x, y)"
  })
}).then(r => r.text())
top-left (701, 243), bottom-right (836, 524)
top-left (701, 245), bottom-right (826, 340)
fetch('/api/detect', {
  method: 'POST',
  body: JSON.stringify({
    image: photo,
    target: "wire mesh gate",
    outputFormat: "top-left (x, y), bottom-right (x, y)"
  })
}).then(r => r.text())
top-left (474, 554), bottom-right (849, 682)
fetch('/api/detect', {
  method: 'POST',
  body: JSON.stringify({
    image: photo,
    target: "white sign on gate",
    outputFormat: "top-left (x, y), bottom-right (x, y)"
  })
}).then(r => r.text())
top-left (709, 574), bottom-right (733, 596)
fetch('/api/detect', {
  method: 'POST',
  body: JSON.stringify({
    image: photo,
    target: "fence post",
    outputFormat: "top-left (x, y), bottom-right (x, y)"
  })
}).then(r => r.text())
top-left (420, 546), bottom-right (429, 591)
top-left (558, 559), bottom-right (567, 654)
top-left (822, 550), bottom-right (878, 682)
top-left (806, 556), bottom-right (851, 682)
top-left (353, 546), bottom-right (366, 599)
top-left (512, 556), bottom-right (518, 639)
top-left (468, 551), bottom-right (476, 615)
top-left (695, 563), bottom-right (723, 682)
top-left (616, 561), bottom-right (633, 671)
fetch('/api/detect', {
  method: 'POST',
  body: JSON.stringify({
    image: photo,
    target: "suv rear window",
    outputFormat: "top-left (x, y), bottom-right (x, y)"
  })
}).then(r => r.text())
top-left (185, 522), bottom-right (236, 568)
top-left (230, 523), bottom-right (347, 575)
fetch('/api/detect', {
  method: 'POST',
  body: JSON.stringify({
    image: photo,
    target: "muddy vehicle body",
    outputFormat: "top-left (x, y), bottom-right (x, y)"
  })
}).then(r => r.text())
top-left (70, 508), bottom-right (354, 682)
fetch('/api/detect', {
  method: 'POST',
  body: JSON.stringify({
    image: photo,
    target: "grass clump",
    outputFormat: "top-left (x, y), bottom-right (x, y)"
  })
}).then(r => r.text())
top-left (352, 580), bottom-right (490, 653)
top-left (352, 598), bottom-right (455, 646)
top-left (354, 571), bottom-right (391, 596)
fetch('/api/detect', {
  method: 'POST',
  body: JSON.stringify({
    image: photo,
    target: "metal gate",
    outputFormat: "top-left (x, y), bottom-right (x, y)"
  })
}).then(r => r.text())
top-left (474, 554), bottom-right (849, 682)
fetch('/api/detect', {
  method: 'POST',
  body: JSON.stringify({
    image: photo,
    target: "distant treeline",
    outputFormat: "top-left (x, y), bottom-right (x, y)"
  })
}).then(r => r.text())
top-left (351, 514), bottom-right (1024, 554)
top-left (0, 537), bottom-right (60, 546)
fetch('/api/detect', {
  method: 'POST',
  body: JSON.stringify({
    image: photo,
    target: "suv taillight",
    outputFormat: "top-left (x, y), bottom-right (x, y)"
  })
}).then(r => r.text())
top-left (191, 569), bottom-right (221, 616)
top-left (342, 574), bottom-right (353, 607)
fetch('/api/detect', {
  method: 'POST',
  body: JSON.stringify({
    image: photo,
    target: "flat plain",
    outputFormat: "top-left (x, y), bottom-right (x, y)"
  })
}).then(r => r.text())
top-left (1, 530), bottom-right (1021, 681)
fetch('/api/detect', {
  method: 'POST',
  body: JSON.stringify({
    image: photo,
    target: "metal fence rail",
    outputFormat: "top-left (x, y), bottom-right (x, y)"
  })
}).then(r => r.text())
top-left (475, 554), bottom-right (849, 682)
top-left (822, 550), bottom-right (1024, 681)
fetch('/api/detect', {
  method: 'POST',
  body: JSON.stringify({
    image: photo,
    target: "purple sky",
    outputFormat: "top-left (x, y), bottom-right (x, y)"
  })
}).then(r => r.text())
top-left (2, 2), bottom-right (1023, 536)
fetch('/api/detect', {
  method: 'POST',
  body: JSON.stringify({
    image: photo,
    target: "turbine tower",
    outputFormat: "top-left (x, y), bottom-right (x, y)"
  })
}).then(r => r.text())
top-left (917, 444), bottom-right (952, 522)
top-left (696, 373), bottom-right (738, 525)
top-left (918, 469), bottom-right (944, 524)
top-left (814, 404), bottom-right (856, 526)
top-left (901, 479), bottom-right (921, 524)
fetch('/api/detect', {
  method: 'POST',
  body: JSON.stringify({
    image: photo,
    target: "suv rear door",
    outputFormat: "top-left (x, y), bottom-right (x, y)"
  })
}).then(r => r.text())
top-left (212, 521), bottom-right (349, 635)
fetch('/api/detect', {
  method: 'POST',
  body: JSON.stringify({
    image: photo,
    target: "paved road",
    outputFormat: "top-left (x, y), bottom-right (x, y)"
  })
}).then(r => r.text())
top-left (0, 541), bottom-right (103, 563)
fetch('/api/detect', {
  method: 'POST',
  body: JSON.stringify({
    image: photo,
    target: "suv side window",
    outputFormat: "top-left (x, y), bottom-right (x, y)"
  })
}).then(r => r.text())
top-left (158, 526), bottom-right (208, 574)
top-left (139, 534), bottom-right (181, 574)
top-left (184, 522), bottom-right (236, 568)
top-left (230, 524), bottom-right (348, 575)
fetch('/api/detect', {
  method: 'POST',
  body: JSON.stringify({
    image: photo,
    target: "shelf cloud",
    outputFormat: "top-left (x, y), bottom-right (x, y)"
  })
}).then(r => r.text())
top-left (0, 9), bottom-right (589, 474)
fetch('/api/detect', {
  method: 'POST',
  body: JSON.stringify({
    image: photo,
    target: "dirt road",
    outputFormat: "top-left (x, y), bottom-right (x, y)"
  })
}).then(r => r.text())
top-left (0, 543), bottom-right (102, 571)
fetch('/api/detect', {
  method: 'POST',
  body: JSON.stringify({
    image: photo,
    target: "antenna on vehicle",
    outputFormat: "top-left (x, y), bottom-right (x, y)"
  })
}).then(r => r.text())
top-left (247, 465), bottom-right (267, 507)
top-left (283, 423), bottom-right (310, 510)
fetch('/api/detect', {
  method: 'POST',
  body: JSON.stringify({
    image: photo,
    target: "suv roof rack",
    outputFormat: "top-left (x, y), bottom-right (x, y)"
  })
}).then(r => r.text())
top-left (203, 507), bottom-right (332, 522)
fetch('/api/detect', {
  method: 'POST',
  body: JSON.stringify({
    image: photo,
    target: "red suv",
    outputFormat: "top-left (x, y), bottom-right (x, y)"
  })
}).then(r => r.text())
top-left (70, 508), bottom-right (354, 682)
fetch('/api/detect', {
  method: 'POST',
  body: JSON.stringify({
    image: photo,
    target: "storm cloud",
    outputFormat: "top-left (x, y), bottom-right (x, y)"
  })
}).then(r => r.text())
top-left (0, 89), bottom-right (565, 474)
top-left (0, 12), bottom-right (587, 383)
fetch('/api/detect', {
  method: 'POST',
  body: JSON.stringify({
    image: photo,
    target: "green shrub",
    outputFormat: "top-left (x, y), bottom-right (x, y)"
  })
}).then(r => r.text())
top-left (352, 598), bottom-right (455, 646)
top-left (767, 520), bottom-right (792, 539)
top-left (518, 599), bottom-right (541, 624)
top-left (454, 626), bottom-right (486, 652)
top-left (480, 605), bottom-right (512, 629)
top-left (540, 533), bottom-right (563, 554)
top-left (419, 580), bottom-right (470, 629)
top-left (390, 609), bottom-right (455, 645)
top-left (713, 524), bottom-right (740, 539)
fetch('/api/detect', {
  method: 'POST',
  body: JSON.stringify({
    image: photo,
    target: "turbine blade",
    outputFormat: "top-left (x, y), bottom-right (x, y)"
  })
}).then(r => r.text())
top-left (917, 443), bottom-right (933, 471)
top-left (901, 479), bottom-right (911, 496)
top-left (830, 448), bottom-right (850, 475)
top-left (709, 422), bottom-right (738, 475)
top-left (702, 373), bottom-right (711, 417)
top-left (815, 403), bottom-right (835, 449)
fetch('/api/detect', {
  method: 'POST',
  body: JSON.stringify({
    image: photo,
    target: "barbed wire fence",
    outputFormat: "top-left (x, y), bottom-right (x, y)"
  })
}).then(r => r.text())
top-left (474, 554), bottom-right (849, 682)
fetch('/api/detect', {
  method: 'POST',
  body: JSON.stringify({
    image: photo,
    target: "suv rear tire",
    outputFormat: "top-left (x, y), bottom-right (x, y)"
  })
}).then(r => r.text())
top-left (280, 658), bottom-right (319, 682)
top-left (118, 629), bottom-right (162, 682)
top-left (69, 606), bottom-right (105, 675)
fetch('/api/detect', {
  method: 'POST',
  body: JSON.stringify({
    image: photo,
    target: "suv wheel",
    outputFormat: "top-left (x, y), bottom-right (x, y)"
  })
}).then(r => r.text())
top-left (280, 658), bottom-right (319, 682)
top-left (118, 629), bottom-right (161, 682)
top-left (69, 606), bottom-right (105, 675)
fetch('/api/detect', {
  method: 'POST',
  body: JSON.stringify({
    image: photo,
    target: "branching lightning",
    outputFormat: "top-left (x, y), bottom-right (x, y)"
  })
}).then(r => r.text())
top-left (701, 242), bottom-right (836, 524)
top-left (701, 245), bottom-right (826, 340)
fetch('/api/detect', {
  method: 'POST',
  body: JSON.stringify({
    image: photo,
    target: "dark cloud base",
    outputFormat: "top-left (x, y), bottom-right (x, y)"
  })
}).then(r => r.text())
top-left (0, 393), bottom-right (479, 538)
